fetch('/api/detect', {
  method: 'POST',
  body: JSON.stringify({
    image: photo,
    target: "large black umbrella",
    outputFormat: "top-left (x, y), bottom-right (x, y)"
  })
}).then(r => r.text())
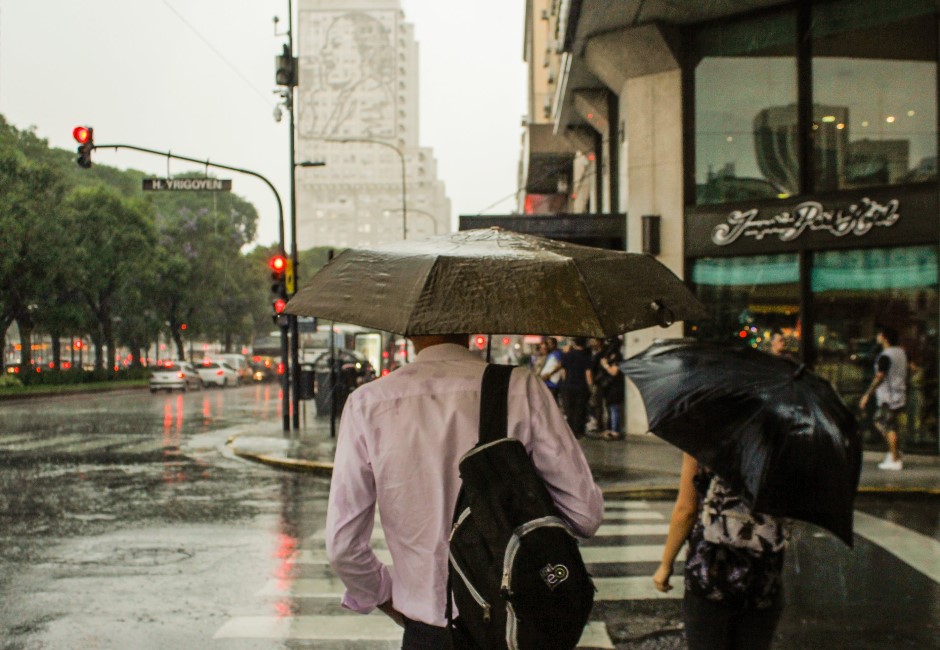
top-left (622, 340), bottom-right (862, 546)
top-left (285, 228), bottom-right (706, 337)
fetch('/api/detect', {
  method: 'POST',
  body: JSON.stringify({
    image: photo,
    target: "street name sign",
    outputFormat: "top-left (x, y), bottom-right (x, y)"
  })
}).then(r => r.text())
top-left (143, 178), bottom-right (232, 191)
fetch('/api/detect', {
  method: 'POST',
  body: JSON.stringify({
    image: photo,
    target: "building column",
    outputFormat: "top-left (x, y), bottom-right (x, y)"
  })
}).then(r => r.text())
top-left (583, 23), bottom-right (685, 434)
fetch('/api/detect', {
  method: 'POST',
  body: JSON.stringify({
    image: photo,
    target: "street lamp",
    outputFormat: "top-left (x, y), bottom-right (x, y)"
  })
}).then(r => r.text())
top-left (326, 137), bottom-right (407, 240)
top-left (383, 207), bottom-right (439, 234)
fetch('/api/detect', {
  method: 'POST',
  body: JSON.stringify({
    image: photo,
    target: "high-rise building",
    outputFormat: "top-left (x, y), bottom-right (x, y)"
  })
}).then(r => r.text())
top-left (295, 0), bottom-right (450, 249)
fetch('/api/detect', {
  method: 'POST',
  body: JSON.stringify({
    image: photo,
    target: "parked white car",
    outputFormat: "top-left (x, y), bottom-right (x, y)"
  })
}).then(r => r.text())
top-left (196, 361), bottom-right (239, 388)
top-left (214, 353), bottom-right (250, 384)
top-left (149, 361), bottom-right (203, 393)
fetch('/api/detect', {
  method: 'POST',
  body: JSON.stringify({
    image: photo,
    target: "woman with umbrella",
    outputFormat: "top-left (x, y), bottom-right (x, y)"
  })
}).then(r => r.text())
top-left (651, 454), bottom-right (787, 649)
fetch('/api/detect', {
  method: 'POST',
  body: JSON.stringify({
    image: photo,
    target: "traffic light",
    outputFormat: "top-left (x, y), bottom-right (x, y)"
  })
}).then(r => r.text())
top-left (474, 335), bottom-right (487, 350)
top-left (73, 126), bottom-right (94, 168)
top-left (275, 43), bottom-right (297, 87)
top-left (270, 253), bottom-right (289, 326)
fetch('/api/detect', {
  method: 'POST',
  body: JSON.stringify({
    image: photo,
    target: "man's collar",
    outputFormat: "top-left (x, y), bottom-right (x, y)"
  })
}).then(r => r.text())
top-left (414, 343), bottom-right (481, 363)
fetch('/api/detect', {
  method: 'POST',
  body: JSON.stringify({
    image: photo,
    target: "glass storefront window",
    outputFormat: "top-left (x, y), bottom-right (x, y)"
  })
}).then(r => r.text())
top-left (691, 254), bottom-right (801, 354)
top-left (812, 0), bottom-right (938, 192)
top-left (694, 13), bottom-right (798, 205)
top-left (813, 245), bottom-right (939, 452)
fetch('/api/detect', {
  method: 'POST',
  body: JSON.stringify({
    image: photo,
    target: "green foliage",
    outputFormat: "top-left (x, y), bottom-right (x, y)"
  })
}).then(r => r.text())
top-left (0, 374), bottom-right (24, 389)
top-left (0, 113), bottom-right (287, 363)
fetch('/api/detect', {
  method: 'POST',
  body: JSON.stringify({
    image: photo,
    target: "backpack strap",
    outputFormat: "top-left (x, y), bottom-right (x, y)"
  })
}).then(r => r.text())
top-left (447, 364), bottom-right (514, 633)
top-left (478, 364), bottom-right (514, 445)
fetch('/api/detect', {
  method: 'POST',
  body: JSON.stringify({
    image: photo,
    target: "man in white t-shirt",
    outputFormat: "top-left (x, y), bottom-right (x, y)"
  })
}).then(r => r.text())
top-left (859, 326), bottom-right (908, 470)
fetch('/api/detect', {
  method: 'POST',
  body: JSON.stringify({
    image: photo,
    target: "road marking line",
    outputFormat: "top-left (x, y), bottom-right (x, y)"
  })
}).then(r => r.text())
top-left (595, 523), bottom-right (671, 536)
top-left (854, 510), bottom-right (940, 584)
top-left (312, 522), bottom-right (670, 542)
top-left (215, 615), bottom-right (611, 647)
top-left (290, 544), bottom-right (666, 567)
top-left (603, 500), bottom-right (652, 510)
top-left (3, 434), bottom-right (87, 452)
top-left (594, 576), bottom-right (683, 600)
top-left (603, 511), bottom-right (665, 521)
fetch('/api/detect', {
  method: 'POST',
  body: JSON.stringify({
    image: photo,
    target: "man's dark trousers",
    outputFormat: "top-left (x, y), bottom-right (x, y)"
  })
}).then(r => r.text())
top-left (562, 386), bottom-right (590, 437)
top-left (402, 617), bottom-right (453, 650)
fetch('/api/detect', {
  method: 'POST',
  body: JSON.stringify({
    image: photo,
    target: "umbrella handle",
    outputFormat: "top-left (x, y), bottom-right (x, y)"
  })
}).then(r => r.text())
top-left (651, 300), bottom-right (675, 328)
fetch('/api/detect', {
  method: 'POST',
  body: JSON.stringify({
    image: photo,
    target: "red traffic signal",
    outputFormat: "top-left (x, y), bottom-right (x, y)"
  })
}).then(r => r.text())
top-left (72, 126), bottom-right (91, 144)
top-left (474, 335), bottom-right (487, 350)
top-left (73, 340), bottom-right (83, 349)
top-left (269, 254), bottom-right (287, 275)
top-left (273, 298), bottom-right (287, 314)
top-left (72, 125), bottom-right (94, 168)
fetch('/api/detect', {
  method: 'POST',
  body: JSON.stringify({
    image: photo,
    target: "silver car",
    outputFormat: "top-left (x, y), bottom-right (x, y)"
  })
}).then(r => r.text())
top-left (149, 361), bottom-right (203, 393)
top-left (195, 361), bottom-right (239, 388)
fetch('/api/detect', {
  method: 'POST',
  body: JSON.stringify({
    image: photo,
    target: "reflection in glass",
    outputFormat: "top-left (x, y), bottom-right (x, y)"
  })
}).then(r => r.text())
top-left (695, 12), bottom-right (797, 205)
top-left (691, 254), bottom-right (800, 354)
top-left (813, 2), bottom-right (938, 191)
top-left (813, 246), bottom-right (938, 452)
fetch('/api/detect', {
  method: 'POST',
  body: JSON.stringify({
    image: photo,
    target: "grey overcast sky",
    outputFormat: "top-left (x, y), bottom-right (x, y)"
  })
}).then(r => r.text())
top-left (0, 0), bottom-right (526, 249)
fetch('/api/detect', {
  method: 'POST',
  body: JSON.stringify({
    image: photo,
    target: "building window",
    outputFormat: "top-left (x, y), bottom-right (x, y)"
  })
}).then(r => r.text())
top-left (812, 245), bottom-right (938, 451)
top-left (812, 0), bottom-right (937, 192)
top-left (690, 253), bottom-right (800, 352)
top-left (694, 12), bottom-right (798, 205)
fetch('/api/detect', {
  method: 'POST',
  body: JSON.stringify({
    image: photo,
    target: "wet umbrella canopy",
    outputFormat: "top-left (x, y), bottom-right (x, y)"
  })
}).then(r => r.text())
top-left (284, 228), bottom-right (706, 337)
top-left (622, 340), bottom-right (862, 546)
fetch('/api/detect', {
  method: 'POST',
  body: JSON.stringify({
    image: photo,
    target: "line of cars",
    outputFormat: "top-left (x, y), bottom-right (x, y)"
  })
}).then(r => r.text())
top-left (148, 354), bottom-right (251, 393)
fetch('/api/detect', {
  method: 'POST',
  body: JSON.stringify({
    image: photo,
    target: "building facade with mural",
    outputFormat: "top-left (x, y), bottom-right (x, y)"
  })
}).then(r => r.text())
top-left (524, 0), bottom-right (939, 452)
top-left (296, 0), bottom-right (450, 249)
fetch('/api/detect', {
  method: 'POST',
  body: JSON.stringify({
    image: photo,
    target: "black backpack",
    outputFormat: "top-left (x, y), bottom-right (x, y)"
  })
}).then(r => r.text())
top-left (447, 364), bottom-right (595, 650)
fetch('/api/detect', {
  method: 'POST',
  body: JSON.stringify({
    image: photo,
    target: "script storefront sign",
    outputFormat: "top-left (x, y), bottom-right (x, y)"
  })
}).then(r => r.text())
top-left (711, 198), bottom-right (901, 246)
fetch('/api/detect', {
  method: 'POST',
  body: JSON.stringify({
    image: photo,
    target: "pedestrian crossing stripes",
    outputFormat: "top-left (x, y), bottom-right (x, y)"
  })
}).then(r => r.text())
top-left (213, 616), bottom-right (614, 647)
top-left (214, 498), bottom-right (680, 648)
top-left (311, 520), bottom-right (670, 541)
top-left (0, 432), bottom-right (165, 456)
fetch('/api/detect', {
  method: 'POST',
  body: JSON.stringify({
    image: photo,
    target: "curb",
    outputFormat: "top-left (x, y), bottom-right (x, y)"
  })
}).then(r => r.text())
top-left (225, 437), bottom-right (940, 498)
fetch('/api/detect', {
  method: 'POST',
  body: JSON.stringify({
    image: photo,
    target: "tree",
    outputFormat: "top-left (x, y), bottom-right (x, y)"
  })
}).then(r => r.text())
top-left (0, 118), bottom-right (68, 371)
top-left (62, 186), bottom-right (156, 372)
top-left (148, 173), bottom-right (261, 358)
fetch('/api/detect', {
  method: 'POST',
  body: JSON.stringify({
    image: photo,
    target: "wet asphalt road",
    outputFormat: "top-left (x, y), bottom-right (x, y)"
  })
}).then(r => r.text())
top-left (0, 385), bottom-right (332, 649)
top-left (0, 385), bottom-right (938, 649)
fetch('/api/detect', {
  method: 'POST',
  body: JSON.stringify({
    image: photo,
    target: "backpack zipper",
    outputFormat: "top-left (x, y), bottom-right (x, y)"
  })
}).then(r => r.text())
top-left (448, 552), bottom-right (491, 622)
top-left (501, 516), bottom-right (572, 594)
top-left (449, 507), bottom-right (472, 542)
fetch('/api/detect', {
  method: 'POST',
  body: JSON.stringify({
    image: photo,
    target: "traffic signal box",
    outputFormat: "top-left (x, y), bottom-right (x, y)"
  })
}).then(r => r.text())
top-left (73, 126), bottom-right (94, 168)
top-left (270, 253), bottom-right (289, 327)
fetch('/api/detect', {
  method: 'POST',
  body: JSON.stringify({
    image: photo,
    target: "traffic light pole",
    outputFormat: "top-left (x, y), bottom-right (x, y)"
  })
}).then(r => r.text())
top-left (93, 142), bottom-right (291, 432)
top-left (287, 0), bottom-right (301, 431)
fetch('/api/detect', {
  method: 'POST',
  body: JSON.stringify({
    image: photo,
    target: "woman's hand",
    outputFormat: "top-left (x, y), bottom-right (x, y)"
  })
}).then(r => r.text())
top-left (652, 563), bottom-right (673, 593)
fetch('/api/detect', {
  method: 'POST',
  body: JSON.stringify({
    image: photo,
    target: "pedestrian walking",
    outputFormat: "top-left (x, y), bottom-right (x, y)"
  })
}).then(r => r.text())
top-left (325, 335), bottom-right (604, 649)
top-left (561, 337), bottom-right (592, 438)
top-left (859, 326), bottom-right (908, 470)
top-left (586, 338), bottom-right (606, 434)
top-left (540, 336), bottom-right (564, 402)
top-left (598, 339), bottom-right (625, 441)
top-left (653, 454), bottom-right (788, 650)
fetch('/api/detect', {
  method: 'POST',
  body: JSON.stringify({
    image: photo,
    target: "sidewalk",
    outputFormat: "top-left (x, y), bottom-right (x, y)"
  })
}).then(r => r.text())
top-left (227, 414), bottom-right (940, 497)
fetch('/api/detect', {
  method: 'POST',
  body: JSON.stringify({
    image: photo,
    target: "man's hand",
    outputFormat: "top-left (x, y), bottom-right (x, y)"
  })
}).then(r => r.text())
top-left (377, 599), bottom-right (405, 628)
top-left (859, 394), bottom-right (869, 411)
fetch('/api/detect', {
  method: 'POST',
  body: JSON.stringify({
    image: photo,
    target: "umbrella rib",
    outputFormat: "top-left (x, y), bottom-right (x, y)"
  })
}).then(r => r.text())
top-left (401, 254), bottom-right (443, 336)
top-left (569, 257), bottom-right (607, 337)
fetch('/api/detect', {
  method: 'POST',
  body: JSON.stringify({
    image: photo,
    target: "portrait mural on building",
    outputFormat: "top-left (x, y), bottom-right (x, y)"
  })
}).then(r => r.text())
top-left (299, 10), bottom-right (397, 140)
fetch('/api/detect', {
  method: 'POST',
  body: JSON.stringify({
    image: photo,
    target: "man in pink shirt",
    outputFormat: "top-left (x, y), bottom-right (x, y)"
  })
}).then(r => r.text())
top-left (326, 334), bottom-right (605, 649)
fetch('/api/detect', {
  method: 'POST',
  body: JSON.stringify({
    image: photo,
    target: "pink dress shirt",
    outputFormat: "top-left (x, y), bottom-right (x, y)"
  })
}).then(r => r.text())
top-left (325, 343), bottom-right (604, 627)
